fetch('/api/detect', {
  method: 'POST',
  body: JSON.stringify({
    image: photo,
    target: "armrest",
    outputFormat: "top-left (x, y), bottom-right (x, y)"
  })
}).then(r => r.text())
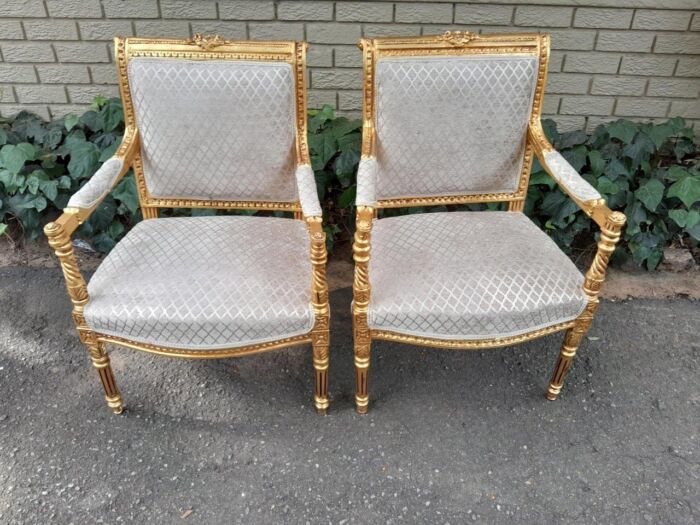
top-left (528, 120), bottom-right (615, 228)
top-left (65, 126), bottom-right (139, 222)
top-left (355, 156), bottom-right (378, 207)
top-left (295, 164), bottom-right (322, 218)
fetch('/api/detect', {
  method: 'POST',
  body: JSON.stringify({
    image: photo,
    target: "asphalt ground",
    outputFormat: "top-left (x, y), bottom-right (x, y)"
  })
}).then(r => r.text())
top-left (0, 266), bottom-right (698, 523)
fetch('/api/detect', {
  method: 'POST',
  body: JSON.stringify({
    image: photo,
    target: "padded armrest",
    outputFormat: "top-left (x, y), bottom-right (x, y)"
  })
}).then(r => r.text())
top-left (67, 157), bottom-right (124, 210)
top-left (355, 157), bottom-right (378, 207)
top-left (541, 150), bottom-right (601, 203)
top-left (295, 164), bottom-right (322, 218)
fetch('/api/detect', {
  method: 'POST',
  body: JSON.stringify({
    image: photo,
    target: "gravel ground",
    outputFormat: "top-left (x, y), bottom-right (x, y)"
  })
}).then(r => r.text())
top-left (0, 266), bottom-right (698, 524)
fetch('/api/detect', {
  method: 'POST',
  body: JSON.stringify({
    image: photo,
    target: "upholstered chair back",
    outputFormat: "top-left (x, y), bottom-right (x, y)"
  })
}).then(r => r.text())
top-left (127, 58), bottom-right (298, 202)
top-left (374, 54), bottom-right (539, 200)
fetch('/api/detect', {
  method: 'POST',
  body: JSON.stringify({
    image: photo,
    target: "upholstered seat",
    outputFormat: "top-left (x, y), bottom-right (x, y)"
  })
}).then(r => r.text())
top-left (367, 212), bottom-right (587, 340)
top-left (84, 216), bottom-right (314, 350)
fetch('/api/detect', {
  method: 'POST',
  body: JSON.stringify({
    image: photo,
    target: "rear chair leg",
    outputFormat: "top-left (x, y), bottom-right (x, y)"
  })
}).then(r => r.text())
top-left (86, 340), bottom-right (124, 414)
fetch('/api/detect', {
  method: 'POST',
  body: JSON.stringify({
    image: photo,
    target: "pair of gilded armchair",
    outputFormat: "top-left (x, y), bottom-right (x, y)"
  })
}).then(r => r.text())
top-left (46, 33), bottom-right (624, 416)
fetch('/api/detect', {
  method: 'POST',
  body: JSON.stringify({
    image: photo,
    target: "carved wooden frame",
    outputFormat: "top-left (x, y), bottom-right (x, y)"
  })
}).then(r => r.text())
top-left (45, 36), bottom-right (330, 415)
top-left (352, 32), bottom-right (626, 413)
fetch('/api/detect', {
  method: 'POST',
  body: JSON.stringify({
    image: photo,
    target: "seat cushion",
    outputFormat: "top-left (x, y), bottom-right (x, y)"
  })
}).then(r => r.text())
top-left (84, 216), bottom-right (314, 350)
top-left (368, 212), bottom-right (588, 340)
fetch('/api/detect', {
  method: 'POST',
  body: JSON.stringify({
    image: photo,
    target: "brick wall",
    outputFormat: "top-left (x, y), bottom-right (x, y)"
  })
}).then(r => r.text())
top-left (1, 0), bottom-right (699, 131)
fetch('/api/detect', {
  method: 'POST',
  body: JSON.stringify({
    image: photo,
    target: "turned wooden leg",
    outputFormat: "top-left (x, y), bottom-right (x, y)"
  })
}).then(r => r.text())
top-left (312, 330), bottom-right (330, 415)
top-left (354, 345), bottom-right (370, 414)
top-left (546, 326), bottom-right (584, 401)
top-left (86, 341), bottom-right (124, 414)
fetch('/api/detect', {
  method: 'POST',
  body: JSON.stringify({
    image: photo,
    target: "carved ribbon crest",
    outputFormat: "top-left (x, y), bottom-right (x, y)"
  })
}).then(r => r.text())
top-left (186, 34), bottom-right (228, 50)
top-left (439, 31), bottom-right (476, 46)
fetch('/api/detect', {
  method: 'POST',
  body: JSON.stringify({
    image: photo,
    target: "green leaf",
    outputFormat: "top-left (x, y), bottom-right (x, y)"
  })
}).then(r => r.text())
top-left (0, 127), bottom-right (7, 146)
top-left (529, 171), bottom-right (555, 188)
top-left (608, 120), bottom-right (637, 144)
top-left (39, 178), bottom-right (59, 202)
top-left (668, 209), bottom-right (688, 227)
top-left (90, 232), bottom-right (116, 253)
top-left (111, 173), bottom-right (139, 215)
top-left (556, 130), bottom-right (587, 149)
top-left (665, 165), bottom-right (690, 182)
top-left (338, 186), bottom-right (356, 208)
top-left (641, 123), bottom-right (674, 149)
top-left (308, 105), bottom-right (335, 133)
top-left (67, 141), bottom-right (100, 179)
top-left (667, 175), bottom-right (700, 208)
top-left (64, 114), bottom-right (79, 131)
top-left (687, 220), bottom-right (700, 241)
top-left (604, 157), bottom-right (629, 181)
top-left (57, 175), bottom-right (72, 189)
top-left (622, 132), bottom-right (656, 165)
top-left (334, 148), bottom-right (360, 178)
top-left (79, 110), bottom-right (102, 132)
top-left (99, 98), bottom-right (124, 132)
top-left (635, 178), bottom-right (665, 212)
top-left (588, 150), bottom-right (605, 176)
top-left (0, 143), bottom-right (36, 175)
top-left (87, 196), bottom-right (116, 231)
top-left (0, 223), bottom-right (7, 236)
top-left (596, 176), bottom-right (619, 195)
top-left (309, 132), bottom-right (336, 171)
top-left (44, 127), bottom-right (63, 150)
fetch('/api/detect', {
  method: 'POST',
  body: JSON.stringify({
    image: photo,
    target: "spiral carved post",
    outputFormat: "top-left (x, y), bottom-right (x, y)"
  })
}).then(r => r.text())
top-left (44, 216), bottom-right (124, 414)
top-left (547, 210), bottom-right (626, 400)
top-left (307, 217), bottom-right (330, 414)
top-left (352, 206), bottom-right (374, 414)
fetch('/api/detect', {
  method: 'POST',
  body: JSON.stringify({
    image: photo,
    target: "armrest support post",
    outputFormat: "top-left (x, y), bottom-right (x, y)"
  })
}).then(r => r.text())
top-left (44, 214), bottom-right (91, 338)
top-left (528, 119), bottom-right (626, 302)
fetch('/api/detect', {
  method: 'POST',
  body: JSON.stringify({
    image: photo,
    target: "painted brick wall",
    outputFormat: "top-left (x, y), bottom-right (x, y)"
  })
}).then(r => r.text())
top-left (0, 0), bottom-right (699, 130)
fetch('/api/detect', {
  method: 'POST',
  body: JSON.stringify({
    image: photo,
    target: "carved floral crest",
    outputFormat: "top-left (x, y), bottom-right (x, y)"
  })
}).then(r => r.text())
top-left (439, 31), bottom-right (476, 46)
top-left (186, 34), bottom-right (229, 50)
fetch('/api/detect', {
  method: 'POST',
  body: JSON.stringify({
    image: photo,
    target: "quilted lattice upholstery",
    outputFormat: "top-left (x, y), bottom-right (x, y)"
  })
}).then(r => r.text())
top-left (67, 157), bottom-right (123, 209)
top-left (356, 157), bottom-right (378, 206)
top-left (374, 55), bottom-right (538, 200)
top-left (84, 216), bottom-right (314, 350)
top-left (544, 150), bottom-right (602, 202)
top-left (368, 212), bottom-right (587, 340)
top-left (295, 164), bottom-right (322, 217)
top-left (128, 58), bottom-right (297, 202)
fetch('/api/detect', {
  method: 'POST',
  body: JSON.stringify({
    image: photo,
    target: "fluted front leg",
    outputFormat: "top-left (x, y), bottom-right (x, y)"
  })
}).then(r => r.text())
top-left (547, 211), bottom-right (625, 400)
top-left (307, 217), bottom-right (330, 414)
top-left (352, 207), bottom-right (373, 414)
top-left (86, 340), bottom-right (124, 414)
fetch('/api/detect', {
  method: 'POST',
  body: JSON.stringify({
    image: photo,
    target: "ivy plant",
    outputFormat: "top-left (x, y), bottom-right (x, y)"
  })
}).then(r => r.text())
top-left (1, 99), bottom-right (698, 271)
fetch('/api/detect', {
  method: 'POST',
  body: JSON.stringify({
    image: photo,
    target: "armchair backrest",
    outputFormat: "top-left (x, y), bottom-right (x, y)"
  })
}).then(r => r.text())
top-left (115, 36), bottom-right (310, 212)
top-left (360, 32), bottom-right (550, 208)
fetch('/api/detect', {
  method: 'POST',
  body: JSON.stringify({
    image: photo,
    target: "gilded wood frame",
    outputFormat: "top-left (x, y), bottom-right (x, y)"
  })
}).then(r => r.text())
top-left (352, 31), bottom-right (625, 413)
top-left (45, 35), bottom-right (330, 415)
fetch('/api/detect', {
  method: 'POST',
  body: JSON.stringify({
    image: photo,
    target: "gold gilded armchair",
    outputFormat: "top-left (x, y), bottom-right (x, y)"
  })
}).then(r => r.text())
top-left (44, 36), bottom-right (330, 415)
top-left (352, 32), bottom-right (626, 413)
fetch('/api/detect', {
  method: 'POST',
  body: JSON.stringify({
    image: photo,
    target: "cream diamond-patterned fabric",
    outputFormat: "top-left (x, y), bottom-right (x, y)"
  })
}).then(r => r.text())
top-left (67, 157), bottom-right (123, 209)
top-left (295, 164), bottom-right (322, 217)
top-left (356, 157), bottom-right (378, 206)
top-left (368, 212), bottom-right (587, 340)
top-left (544, 150), bottom-right (602, 202)
top-left (374, 55), bottom-right (539, 200)
top-left (84, 216), bottom-right (314, 350)
top-left (128, 58), bottom-right (297, 202)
